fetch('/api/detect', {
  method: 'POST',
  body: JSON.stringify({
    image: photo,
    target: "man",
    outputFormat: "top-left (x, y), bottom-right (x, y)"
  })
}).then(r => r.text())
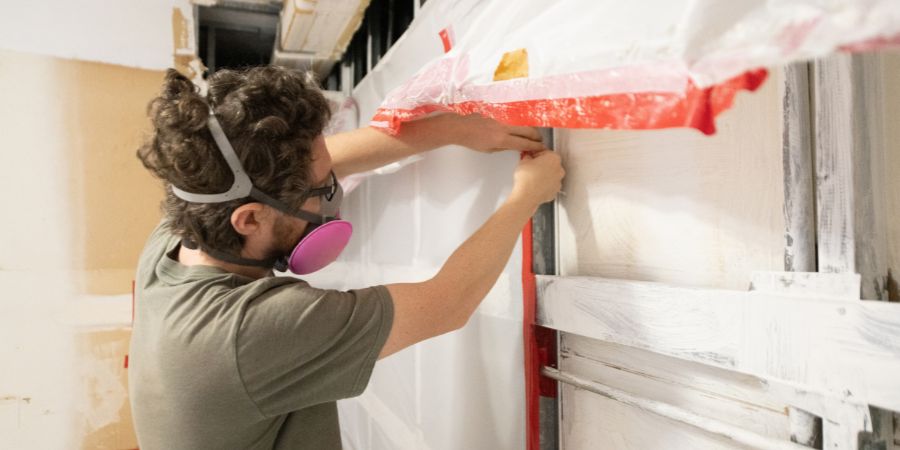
top-left (131, 66), bottom-right (564, 449)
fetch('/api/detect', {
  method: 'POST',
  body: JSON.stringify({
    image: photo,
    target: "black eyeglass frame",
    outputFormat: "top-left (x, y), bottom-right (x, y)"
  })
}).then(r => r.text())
top-left (248, 170), bottom-right (343, 226)
top-left (303, 170), bottom-right (339, 203)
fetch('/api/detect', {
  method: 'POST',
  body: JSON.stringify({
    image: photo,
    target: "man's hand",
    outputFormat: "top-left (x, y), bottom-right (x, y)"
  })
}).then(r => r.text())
top-left (510, 150), bottom-right (565, 207)
top-left (446, 113), bottom-right (548, 154)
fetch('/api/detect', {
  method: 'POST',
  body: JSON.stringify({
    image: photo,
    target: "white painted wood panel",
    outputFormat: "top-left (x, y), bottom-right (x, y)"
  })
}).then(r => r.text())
top-left (556, 69), bottom-right (787, 290)
top-left (538, 275), bottom-right (900, 413)
top-left (559, 334), bottom-right (792, 442)
top-left (877, 49), bottom-right (900, 450)
top-left (812, 53), bottom-right (893, 302)
top-left (560, 385), bottom-right (754, 450)
top-left (881, 52), bottom-right (900, 302)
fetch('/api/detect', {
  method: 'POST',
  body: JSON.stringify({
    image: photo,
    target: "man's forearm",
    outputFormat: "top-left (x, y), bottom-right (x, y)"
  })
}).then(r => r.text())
top-left (380, 150), bottom-right (561, 358)
top-left (429, 194), bottom-right (537, 328)
top-left (327, 116), bottom-right (456, 178)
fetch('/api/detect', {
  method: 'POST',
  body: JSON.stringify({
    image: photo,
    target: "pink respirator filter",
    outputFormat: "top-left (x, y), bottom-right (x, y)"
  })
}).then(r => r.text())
top-left (287, 220), bottom-right (353, 275)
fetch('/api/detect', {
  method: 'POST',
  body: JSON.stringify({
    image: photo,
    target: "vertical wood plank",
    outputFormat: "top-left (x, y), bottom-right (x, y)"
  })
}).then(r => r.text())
top-left (781, 62), bottom-right (817, 273)
top-left (812, 54), bottom-right (890, 300)
top-left (812, 54), bottom-right (856, 276)
top-left (812, 52), bottom-right (896, 449)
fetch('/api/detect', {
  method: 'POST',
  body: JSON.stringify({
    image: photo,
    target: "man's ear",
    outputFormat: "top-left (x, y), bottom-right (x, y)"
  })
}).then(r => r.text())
top-left (230, 203), bottom-right (271, 237)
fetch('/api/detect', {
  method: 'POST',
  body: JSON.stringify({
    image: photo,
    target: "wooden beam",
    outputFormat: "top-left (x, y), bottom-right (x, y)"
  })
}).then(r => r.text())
top-left (812, 54), bottom-right (891, 300)
top-left (812, 52), bottom-right (896, 448)
top-left (559, 334), bottom-right (794, 441)
top-left (535, 274), bottom-right (900, 412)
top-left (750, 271), bottom-right (860, 301)
top-left (543, 367), bottom-right (811, 450)
top-left (781, 62), bottom-right (816, 273)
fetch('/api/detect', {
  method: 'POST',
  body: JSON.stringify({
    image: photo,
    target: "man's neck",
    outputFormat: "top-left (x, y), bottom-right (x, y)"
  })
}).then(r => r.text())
top-left (177, 245), bottom-right (271, 279)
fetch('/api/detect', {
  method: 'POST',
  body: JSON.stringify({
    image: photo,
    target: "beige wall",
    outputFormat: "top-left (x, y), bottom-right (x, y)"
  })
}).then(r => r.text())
top-left (0, 49), bottom-right (165, 449)
top-left (0, 48), bottom-right (166, 295)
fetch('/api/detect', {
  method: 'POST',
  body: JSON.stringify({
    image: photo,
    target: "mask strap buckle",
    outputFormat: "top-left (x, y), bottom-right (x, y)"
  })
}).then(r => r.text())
top-left (171, 112), bottom-right (253, 203)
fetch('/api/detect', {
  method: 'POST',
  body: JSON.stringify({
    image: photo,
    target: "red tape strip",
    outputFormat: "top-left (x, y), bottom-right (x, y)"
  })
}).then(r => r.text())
top-left (372, 69), bottom-right (768, 136)
top-left (522, 219), bottom-right (558, 450)
top-left (438, 27), bottom-right (454, 53)
top-left (522, 219), bottom-right (540, 450)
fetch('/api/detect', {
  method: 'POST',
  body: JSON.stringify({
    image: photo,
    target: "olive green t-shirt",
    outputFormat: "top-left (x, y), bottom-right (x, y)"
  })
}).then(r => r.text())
top-left (129, 222), bottom-right (393, 450)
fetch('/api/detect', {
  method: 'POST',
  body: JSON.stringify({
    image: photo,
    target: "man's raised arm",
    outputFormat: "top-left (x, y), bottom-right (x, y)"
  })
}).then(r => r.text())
top-left (379, 150), bottom-right (564, 358)
top-left (327, 113), bottom-right (547, 178)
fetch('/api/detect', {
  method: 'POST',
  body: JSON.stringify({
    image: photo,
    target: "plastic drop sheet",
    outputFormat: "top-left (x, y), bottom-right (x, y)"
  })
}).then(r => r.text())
top-left (372, 0), bottom-right (900, 135)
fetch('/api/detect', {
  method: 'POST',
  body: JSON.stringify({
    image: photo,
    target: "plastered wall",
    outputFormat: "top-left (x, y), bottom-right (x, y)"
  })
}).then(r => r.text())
top-left (1, 0), bottom-right (194, 445)
top-left (0, 43), bottom-right (166, 450)
top-left (1, 48), bottom-right (165, 293)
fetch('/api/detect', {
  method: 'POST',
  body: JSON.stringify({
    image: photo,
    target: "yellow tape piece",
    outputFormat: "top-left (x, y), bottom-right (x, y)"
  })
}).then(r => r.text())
top-left (492, 48), bottom-right (529, 81)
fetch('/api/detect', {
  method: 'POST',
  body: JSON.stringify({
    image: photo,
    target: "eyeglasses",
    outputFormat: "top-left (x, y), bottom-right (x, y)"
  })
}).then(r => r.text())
top-left (298, 170), bottom-right (343, 221)
top-left (305, 170), bottom-right (339, 202)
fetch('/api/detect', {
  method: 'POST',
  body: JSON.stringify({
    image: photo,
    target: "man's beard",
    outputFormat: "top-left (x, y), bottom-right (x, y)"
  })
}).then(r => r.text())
top-left (270, 216), bottom-right (311, 259)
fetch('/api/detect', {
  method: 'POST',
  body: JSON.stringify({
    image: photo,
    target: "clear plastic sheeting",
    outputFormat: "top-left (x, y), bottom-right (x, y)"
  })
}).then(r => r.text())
top-left (308, 78), bottom-right (527, 448)
top-left (372, 0), bottom-right (900, 135)
top-left (301, 2), bottom-right (900, 449)
top-left (302, 149), bottom-right (527, 450)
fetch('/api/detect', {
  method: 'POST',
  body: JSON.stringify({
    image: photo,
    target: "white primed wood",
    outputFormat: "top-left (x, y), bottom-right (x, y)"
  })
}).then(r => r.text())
top-left (555, 69), bottom-right (786, 290)
top-left (558, 383), bottom-right (753, 450)
top-left (550, 53), bottom-right (900, 450)
top-left (750, 271), bottom-right (861, 300)
top-left (545, 367), bottom-right (809, 450)
top-left (788, 407), bottom-right (822, 448)
top-left (779, 64), bottom-right (825, 447)
top-left (559, 330), bottom-right (886, 441)
top-left (884, 52), bottom-right (900, 303)
top-left (536, 275), bottom-right (900, 413)
top-left (823, 405), bottom-right (873, 450)
top-left (781, 63), bottom-right (817, 273)
top-left (812, 54), bottom-right (857, 276)
top-left (812, 54), bottom-right (892, 300)
top-left (559, 334), bottom-right (792, 441)
top-left (811, 52), bottom-right (900, 448)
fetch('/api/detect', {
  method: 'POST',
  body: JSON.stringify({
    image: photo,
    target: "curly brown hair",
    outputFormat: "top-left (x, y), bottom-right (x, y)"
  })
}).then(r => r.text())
top-left (137, 66), bottom-right (331, 254)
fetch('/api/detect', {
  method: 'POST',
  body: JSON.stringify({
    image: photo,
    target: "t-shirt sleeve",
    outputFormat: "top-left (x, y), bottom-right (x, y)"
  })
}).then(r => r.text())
top-left (235, 283), bottom-right (393, 417)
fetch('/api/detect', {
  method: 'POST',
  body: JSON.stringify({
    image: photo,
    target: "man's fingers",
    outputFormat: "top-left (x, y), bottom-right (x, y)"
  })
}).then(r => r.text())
top-left (502, 135), bottom-right (546, 153)
top-left (520, 149), bottom-right (547, 160)
top-left (506, 125), bottom-right (543, 142)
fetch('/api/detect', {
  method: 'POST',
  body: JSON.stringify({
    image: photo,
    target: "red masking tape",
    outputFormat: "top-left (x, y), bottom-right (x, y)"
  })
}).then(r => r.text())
top-left (522, 219), bottom-right (558, 450)
top-left (372, 68), bottom-right (769, 136)
top-left (438, 27), bottom-right (454, 53)
top-left (522, 219), bottom-right (540, 450)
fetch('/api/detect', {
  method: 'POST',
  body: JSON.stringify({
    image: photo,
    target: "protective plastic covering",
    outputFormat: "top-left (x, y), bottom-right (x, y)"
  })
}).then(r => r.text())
top-left (372, 0), bottom-right (900, 135)
top-left (302, 2), bottom-right (900, 449)
top-left (308, 85), bottom-right (527, 450)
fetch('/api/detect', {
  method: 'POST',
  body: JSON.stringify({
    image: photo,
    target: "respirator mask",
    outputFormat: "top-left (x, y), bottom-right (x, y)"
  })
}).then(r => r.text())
top-left (171, 111), bottom-right (352, 275)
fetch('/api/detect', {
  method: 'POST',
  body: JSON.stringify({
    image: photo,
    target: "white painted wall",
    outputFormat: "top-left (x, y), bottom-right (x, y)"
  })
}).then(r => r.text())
top-left (0, 0), bottom-right (193, 70)
top-left (307, 145), bottom-right (528, 450)
top-left (301, 1), bottom-right (527, 447)
top-left (0, 2), bottom-right (189, 448)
